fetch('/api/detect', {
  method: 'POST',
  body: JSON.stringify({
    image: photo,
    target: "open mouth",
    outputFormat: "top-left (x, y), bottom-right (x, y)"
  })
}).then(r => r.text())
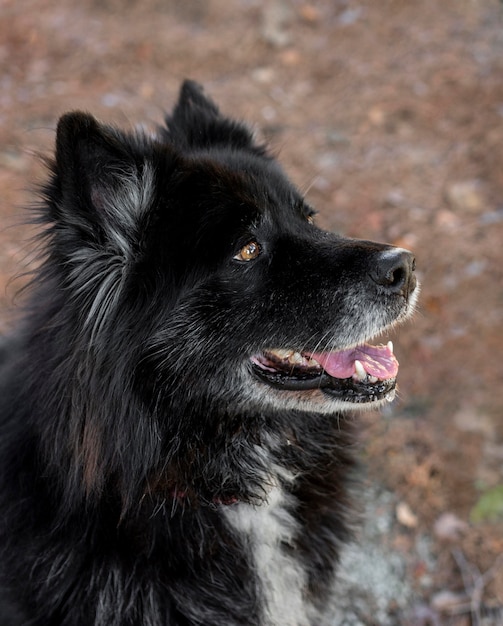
top-left (250, 342), bottom-right (398, 404)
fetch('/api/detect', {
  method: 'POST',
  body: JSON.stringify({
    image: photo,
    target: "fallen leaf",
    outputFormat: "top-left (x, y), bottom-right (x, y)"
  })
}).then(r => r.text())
top-left (470, 484), bottom-right (503, 523)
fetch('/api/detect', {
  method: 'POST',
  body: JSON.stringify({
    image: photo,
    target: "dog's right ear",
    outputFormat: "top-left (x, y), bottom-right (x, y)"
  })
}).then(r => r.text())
top-left (49, 113), bottom-right (170, 340)
top-left (53, 111), bottom-right (157, 258)
top-left (163, 80), bottom-right (267, 156)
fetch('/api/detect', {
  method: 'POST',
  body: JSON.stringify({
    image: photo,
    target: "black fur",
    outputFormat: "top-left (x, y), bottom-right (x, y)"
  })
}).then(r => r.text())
top-left (0, 81), bottom-right (417, 625)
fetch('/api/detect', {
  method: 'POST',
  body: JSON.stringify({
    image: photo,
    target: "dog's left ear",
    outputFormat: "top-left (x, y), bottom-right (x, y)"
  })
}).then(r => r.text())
top-left (163, 80), bottom-right (267, 155)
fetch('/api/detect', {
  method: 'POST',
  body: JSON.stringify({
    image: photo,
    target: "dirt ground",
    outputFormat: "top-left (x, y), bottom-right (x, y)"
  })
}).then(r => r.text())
top-left (1, 0), bottom-right (502, 624)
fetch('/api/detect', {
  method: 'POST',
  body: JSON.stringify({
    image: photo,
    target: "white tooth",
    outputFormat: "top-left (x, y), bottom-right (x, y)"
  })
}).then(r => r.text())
top-left (387, 341), bottom-right (394, 353)
top-left (354, 360), bottom-right (366, 381)
top-left (274, 349), bottom-right (293, 360)
top-left (386, 389), bottom-right (396, 403)
top-left (368, 375), bottom-right (378, 383)
top-left (289, 352), bottom-right (305, 364)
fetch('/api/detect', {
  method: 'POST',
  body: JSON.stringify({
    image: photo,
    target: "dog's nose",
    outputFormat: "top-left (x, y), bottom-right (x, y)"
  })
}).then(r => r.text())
top-left (370, 248), bottom-right (416, 298)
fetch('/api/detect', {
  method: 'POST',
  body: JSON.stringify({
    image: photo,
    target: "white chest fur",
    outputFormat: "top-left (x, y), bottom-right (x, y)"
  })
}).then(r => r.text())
top-left (223, 486), bottom-right (312, 626)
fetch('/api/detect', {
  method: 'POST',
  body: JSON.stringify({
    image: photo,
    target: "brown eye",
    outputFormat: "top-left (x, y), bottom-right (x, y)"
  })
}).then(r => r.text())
top-left (234, 241), bottom-right (261, 262)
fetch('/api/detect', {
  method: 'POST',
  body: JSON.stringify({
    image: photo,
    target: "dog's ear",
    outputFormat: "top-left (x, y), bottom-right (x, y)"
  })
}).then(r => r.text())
top-left (163, 80), bottom-right (267, 155)
top-left (53, 112), bottom-right (157, 257)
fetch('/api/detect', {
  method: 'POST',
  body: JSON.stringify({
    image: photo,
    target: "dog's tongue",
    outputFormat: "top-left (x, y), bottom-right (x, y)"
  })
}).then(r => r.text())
top-left (309, 344), bottom-right (398, 380)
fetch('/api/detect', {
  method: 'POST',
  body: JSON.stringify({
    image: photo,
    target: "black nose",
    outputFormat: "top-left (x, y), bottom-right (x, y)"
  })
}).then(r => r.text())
top-left (370, 248), bottom-right (416, 298)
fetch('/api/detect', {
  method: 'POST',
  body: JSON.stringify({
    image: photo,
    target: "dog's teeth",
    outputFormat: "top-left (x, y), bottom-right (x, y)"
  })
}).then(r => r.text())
top-left (387, 341), bottom-right (394, 353)
top-left (368, 375), bottom-right (378, 383)
top-left (304, 356), bottom-right (320, 368)
top-left (292, 353), bottom-right (321, 368)
top-left (289, 352), bottom-right (305, 365)
top-left (269, 350), bottom-right (321, 369)
top-left (354, 360), bottom-right (366, 381)
top-left (274, 349), bottom-right (294, 360)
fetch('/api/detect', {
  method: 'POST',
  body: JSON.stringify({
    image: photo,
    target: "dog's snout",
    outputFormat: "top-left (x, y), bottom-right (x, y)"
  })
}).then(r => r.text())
top-left (371, 248), bottom-right (416, 298)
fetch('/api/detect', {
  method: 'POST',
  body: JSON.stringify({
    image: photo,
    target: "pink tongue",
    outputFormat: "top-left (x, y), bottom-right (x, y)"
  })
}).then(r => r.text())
top-left (309, 344), bottom-right (398, 380)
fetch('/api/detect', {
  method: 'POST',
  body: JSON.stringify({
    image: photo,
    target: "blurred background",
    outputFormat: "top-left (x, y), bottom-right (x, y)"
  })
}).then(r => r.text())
top-left (0, 0), bottom-right (502, 623)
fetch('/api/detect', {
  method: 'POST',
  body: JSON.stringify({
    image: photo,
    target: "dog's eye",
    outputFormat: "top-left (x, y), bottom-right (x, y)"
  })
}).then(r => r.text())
top-left (234, 241), bottom-right (261, 262)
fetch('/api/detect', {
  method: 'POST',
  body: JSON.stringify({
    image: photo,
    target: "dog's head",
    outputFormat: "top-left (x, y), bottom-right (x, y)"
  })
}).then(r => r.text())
top-left (40, 81), bottom-right (418, 501)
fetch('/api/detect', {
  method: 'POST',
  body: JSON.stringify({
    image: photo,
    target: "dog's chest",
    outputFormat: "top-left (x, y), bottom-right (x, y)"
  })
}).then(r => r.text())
top-left (223, 487), bottom-right (312, 626)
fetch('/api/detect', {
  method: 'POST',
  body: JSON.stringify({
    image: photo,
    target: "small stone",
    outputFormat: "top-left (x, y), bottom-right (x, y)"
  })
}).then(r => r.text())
top-left (384, 188), bottom-right (404, 207)
top-left (0, 150), bottom-right (28, 172)
top-left (279, 49), bottom-right (301, 66)
top-left (138, 82), bottom-right (154, 99)
top-left (251, 67), bottom-right (276, 84)
top-left (325, 129), bottom-right (349, 146)
top-left (261, 1), bottom-right (292, 47)
top-left (338, 7), bottom-right (363, 26)
top-left (431, 590), bottom-right (470, 613)
top-left (435, 209), bottom-right (460, 230)
top-left (368, 106), bottom-right (385, 126)
top-left (433, 513), bottom-right (467, 541)
top-left (445, 180), bottom-right (485, 213)
top-left (480, 207), bottom-right (503, 225)
top-left (299, 5), bottom-right (321, 23)
top-left (454, 406), bottom-right (495, 437)
top-left (390, 233), bottom-right (418, 250)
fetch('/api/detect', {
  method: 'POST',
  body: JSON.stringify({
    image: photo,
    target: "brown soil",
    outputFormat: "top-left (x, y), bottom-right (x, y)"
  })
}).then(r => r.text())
top-left (1, 1), bottom-right (502, 623)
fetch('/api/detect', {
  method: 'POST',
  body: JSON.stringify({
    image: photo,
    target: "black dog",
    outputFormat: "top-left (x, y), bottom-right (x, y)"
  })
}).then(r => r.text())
top-left (0, 81), bottom-right (418, 625)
